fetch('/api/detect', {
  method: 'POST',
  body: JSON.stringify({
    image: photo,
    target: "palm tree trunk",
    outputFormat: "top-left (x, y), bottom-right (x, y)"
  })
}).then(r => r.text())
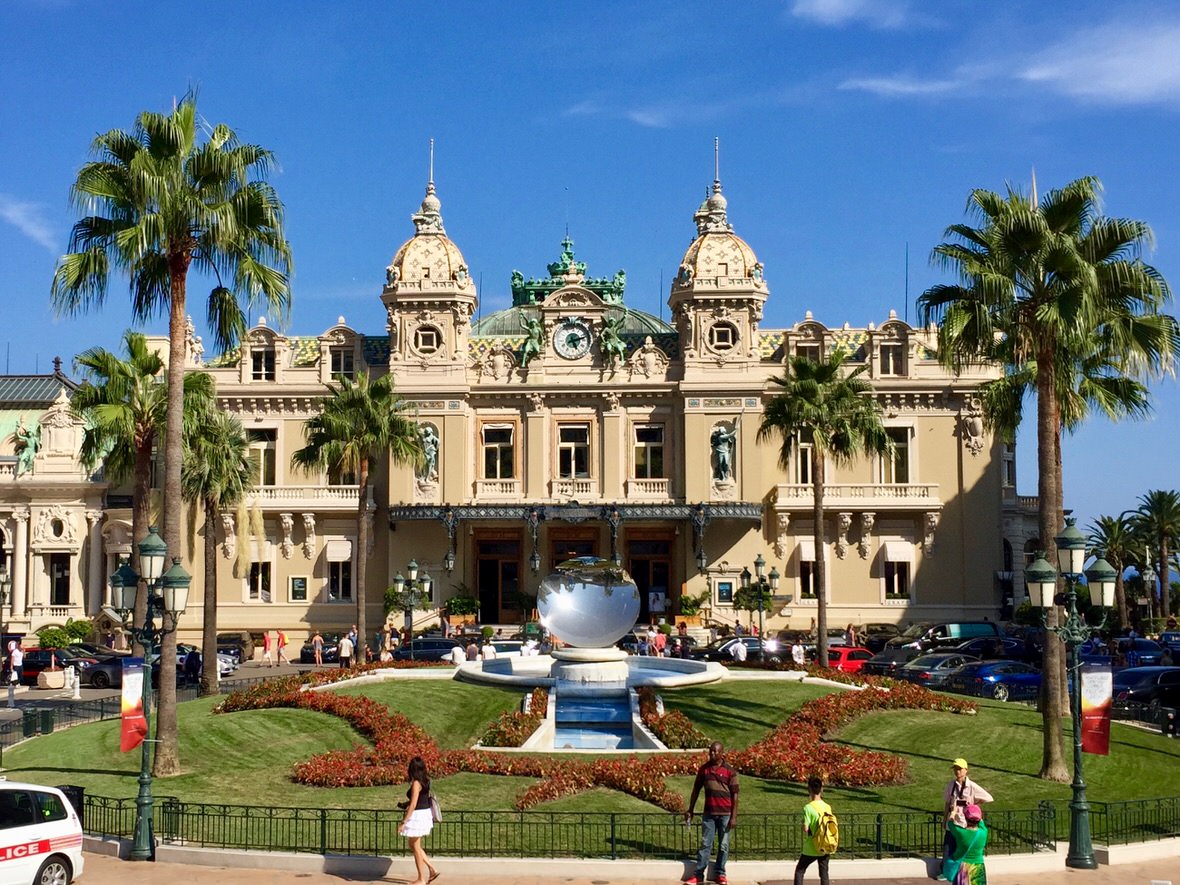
top-left (1114, 563), bottom-right (1128, 632)
top-left (813, 449), bottom-right (828, 665)
top-left (131, 445), bottom-right (153, 658)
top-left (1036, 356), bottom-right (1068, 782)
top-left (200, 498), bottom-right (219, 696)
top-left (154, 259), bottom-right (190, 777)
top-left (355, 458), bottom-right (370, 663)
top-left (1161, 538), bottom-right (1171, 620)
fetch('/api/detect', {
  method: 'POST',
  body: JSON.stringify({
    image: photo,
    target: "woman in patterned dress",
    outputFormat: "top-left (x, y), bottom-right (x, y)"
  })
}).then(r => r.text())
top-left (942, 803), bottom-right (987, 885)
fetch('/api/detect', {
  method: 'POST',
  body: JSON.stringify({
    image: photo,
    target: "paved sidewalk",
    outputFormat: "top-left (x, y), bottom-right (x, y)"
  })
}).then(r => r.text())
top-left (79, 852), bottom-right (1179, 885)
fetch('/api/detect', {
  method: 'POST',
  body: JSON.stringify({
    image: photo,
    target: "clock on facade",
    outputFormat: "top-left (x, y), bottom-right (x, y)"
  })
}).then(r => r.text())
top-left (553, 317), bottom-right (593, 359)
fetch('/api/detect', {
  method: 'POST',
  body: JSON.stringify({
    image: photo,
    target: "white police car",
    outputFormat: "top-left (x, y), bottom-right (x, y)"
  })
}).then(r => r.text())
top-left (0, 781), bottom-right (83, 885)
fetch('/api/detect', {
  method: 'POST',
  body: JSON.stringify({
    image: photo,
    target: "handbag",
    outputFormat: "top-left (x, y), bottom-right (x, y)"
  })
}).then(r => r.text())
top-left (430, 795), bottom-right (442, 823)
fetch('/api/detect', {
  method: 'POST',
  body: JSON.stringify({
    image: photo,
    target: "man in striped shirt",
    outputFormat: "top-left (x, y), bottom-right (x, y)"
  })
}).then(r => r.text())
top-left (683, 741), bottom-right (739, 885)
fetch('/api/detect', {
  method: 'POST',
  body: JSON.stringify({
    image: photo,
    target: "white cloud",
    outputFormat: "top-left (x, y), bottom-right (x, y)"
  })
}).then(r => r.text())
top-left (790, 0), bottom-right (910, 29)
top-left (839, 75), bottom-right (961, 96)
top-left (0, 194), bottom-right (58, 253)
top-left (1018, 22), bottom-right (1180, 105)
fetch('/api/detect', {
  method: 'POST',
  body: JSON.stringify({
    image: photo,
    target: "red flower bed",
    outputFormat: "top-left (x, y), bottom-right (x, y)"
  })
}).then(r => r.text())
top-left (216, 669), bottom-right (975, 808)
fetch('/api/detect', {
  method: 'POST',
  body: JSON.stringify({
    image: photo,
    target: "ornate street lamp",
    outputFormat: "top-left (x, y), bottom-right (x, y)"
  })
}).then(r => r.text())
top-left (740, 554), bottom-right (780, 659)
top-left (109, 527), bottom-right (191, 862)
top-left (394, 562), bottom-right (433, 661)
top-left (1024, 518), bottom-right (1115, 870)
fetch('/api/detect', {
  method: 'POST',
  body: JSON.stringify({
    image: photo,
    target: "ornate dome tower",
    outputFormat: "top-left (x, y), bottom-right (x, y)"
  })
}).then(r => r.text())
top-left (668, 174), bottom-right (768, 375)
top-left (381, 170), bottom-right (477, 382)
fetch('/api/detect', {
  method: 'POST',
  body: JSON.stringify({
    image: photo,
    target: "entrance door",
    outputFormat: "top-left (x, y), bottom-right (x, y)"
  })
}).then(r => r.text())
top-left (476, 537), bottom-right (521, 623)
top-left (627, 538), bottom-right (672, 623)
top-left (49, 553), bottom-right (71, 607)
top-left (549, 529), bottom-right (598, 572)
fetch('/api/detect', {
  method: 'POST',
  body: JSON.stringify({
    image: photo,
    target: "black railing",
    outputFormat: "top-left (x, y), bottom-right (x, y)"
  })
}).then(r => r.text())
top-left (77, 796), bottom-right (1057, 860)
top-left (1090, 796), bottom-right (1180, 845)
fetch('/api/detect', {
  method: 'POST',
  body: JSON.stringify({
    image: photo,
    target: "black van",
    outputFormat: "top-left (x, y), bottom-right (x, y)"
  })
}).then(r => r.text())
top-left (885, 621), bottom-right (1001, 653)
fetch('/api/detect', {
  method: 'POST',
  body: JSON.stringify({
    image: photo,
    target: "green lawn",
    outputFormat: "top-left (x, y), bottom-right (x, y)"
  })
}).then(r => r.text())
top-left (4, 680), bottom-right (1178, 819)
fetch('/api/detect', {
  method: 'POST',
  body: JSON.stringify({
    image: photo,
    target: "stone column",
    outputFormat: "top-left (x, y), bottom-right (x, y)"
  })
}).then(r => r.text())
top-left (12, 508), bottom-right (29, 615)
top-left (86, 510), bottom-right (104, 615)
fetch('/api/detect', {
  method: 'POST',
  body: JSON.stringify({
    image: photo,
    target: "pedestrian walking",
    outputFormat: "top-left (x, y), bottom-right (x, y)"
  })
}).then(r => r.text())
top-left (183, 647), bottom-right (202, 687)
top-left (261, 630), bottom-right (274, 667)
top-left (397, 756), bottom-right (440, 885)
top-left (311, 631), bottom-right (324, 666)
top-left (683, 741), bottom-right (739, 885)
top-left (942, 758), bottom-right (993, 870)
top-left (338, 632), bottom-right (354, 669)
top-left (730, 638), bottom-right (747, 663)
top-left (941, 803), bottom-right (988, 884)
top-left (465, 639), bottom-right (479, 661)
top-left (792, 641), bottom-right (806, 666)
top-left (794, 775), bottom-right (836, 885)
top-left (276, 629), bottom-right (290, 665)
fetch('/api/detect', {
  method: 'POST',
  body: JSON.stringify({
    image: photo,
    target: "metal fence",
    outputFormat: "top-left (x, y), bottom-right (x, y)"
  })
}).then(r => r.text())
top-left (1090, 796), bottom-right (1180, 845)
top-left (77, 795), bottom-right (1057, 860)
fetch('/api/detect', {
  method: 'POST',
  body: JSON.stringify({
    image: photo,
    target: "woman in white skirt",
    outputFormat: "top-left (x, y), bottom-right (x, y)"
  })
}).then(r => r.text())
top-left (397, 756), bottom-right (439, 885)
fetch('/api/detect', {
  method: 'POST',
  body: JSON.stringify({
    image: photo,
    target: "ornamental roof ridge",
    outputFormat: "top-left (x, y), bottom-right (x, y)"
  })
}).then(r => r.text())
top-left (510, 236), bottom-right (626, 306)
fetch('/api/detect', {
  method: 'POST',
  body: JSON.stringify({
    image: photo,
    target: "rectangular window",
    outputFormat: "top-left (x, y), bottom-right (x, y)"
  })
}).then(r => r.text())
top-left (49, 553), bottom-right (70, 606)
top-left (879, 342), bottom-right (905, 376)
top-left (885, 561), bottom-right (910, 599)
top-left (289, 576), bottom-right (308, 602)
top-left (328, 465), bottom-right (357, 486)
top-left (329, 347), bottom-right (355, 380)
top-left (558, 424), bottom-right (590, 478)
top-left (800, 561), bottom-right (817, 599)
top-left (248, 429), bottom-right (277, 486)
top-left (796, 342), bottom-right (821, 363)
top-left (482, 426), bottom-right (515, 479)
top-left (881, 428), bottom-right (909, 484)
top-left (796, 430), bottom-right (814, 485)
top-left (251, 348), bottom-right (276, 381)
top-left (248, 562), bottom-right (272, 602)
top-left (633, 425), bottom-right (665, 478)
top-left (328, 560), bottom-right (353, 601)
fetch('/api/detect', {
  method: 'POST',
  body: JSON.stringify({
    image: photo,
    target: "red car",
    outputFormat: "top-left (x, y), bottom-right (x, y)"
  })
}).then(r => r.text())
top-left (824, 646), bottom-right (875, 673)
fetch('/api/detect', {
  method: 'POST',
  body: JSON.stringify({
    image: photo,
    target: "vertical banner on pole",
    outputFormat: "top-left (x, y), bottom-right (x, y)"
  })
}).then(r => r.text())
top-left (1081, 663), bottom-right (1112, 756)
top-left (120, 657), bottom-right (147, 752)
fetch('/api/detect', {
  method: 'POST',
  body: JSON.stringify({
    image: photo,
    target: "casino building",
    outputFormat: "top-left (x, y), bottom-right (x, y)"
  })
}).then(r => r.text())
top-left (2, 173), bottom-right (1027, 644)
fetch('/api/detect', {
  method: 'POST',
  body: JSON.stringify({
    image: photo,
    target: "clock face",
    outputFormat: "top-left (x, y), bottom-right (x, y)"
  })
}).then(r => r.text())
top-left (553, 318), bottom-right (593, 359)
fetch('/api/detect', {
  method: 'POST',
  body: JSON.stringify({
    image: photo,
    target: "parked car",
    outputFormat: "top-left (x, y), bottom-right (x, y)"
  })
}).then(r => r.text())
top-left (886, 621), bottom-right (1002, 653)
top-left (67, 641), bottom-right (126, 658)
top-left (491, 640), bottom-right (524, 657)
top-left (19, 648), bottom-right (99, 685)
top-left (1118, 638), bottom-right (1164, 667)
top-left (392, 638), bottom-right (462, 662)
top-left (1157, 631), bottom-right (1180, 655)
top-left (689, 636), bottom-right (781, 663)
top-left (948, 636), bottom-right (1026, 661)
top-left (80, 656), bottom-right (127, 689)
top-left (946, 660), bottom-right (1043, 702)
top-left (1113, 666), bottom-right (1180, 712)
top-left (860, 646), bottom-right (923, 677)
top-left (0, 780), bottom-right (84, 885)
top-left (895, 652), bottom-right (977, 688)
top-left (859, 623), bottom-right (900, 653)
top-left (176, 643), bottom-right (237, 675)
top-left (823, 646), bottom-right (875, 673)
top-left (300, 632), bottom-right (342, 664)
top-left (216, 631), bottom-right (255, 664)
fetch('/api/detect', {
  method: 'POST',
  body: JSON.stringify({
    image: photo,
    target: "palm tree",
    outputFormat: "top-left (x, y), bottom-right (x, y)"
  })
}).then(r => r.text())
top-left (918, 176), bottom-right (1178, 782)
top-left (292, 373), bottom-right (423, 658)
top-left (757, 352), bottom-right (892, 665)
top-left (72, 332), bottom-right (213, 653)
top-left (182, 409), bottom-right (252, 695)
top-left (1133, 490), bottom-right (1180, 621)
top-left (1088, 513), bottom-right (1137, 630)
top-left (51, 94), bottom-right (292, 776)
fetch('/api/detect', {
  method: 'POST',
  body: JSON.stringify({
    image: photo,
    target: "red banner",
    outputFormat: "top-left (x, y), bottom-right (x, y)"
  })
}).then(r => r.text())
top-left (120, 657), bottom-right (147, 752)
top-left (1080, 663), bottom-right (1112, 756)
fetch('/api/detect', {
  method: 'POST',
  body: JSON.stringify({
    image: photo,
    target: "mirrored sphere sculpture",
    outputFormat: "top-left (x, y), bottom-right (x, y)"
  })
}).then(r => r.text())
top-left (537, 556), bottom-right (641, 647)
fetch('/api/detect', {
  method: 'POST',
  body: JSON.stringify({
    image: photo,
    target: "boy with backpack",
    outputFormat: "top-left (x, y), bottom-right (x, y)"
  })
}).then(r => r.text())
top-left (795, 775), bottom-right (837, 885)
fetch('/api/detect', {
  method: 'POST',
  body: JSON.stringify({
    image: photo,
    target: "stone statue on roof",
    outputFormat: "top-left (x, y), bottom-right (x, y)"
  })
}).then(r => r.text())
top-left (519, 315), bottom-right (544, 369)
top-left (600, 310), bottom-right (628, 372)
top-left (13, 417), bottom-right (40, 476)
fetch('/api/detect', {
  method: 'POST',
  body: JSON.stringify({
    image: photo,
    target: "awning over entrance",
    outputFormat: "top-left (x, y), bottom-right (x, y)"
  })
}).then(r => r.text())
top-left (881, 540), bottom-right (914, 564)
top-left (797, 538), bottom-right (816, 562)
top-left (387, 502), bottom-right (763, 524)
top-left (325, 539), bottom-right (353, 562)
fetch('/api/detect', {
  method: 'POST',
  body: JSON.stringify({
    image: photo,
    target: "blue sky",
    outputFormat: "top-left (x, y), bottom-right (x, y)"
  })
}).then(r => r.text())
top-left (1, 0), bottom-right (1178, 527)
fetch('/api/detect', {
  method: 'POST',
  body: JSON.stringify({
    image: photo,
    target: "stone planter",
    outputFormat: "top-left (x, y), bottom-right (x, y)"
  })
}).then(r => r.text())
top-left (676, 615), bottom-right (703, 626)
top-left (37, 669), bottom-right (65, 690)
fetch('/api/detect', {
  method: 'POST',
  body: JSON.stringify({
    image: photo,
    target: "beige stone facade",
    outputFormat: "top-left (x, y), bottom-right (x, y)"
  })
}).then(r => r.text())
top-left (2, 176), bottom-right (1032, 648)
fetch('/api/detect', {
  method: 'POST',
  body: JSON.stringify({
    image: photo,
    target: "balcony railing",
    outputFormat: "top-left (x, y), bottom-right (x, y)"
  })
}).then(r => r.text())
top-left (551, 478), bottom-right (598, 500)
top-left (0, 459), bottom-right (17, 480)
top-left (474, 479), bottom-right (522, 499)
top-left (774, 482), bottom-right (941, 509)
top-left (248, 485), bottom-right (363, 508)
top-left (626, 478), bottom-right (671, 499)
